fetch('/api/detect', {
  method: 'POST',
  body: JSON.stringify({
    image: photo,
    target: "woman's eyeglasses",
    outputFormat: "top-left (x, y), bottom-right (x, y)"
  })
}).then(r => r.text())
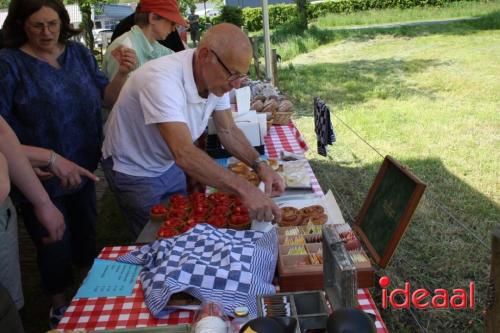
top-left (27, 20), bottom-right (61, 33)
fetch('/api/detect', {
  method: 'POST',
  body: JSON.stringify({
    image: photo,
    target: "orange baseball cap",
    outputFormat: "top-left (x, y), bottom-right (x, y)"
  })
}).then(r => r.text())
top-left (139, 0), bottom-right (187, 27)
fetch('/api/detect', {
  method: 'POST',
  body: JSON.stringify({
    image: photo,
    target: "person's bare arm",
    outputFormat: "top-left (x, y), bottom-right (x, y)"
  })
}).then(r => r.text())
top-left (102, 46), bottom-right (137, 108)
top-left (212, 110), bottom-right (285, 197)
top-left (0, 153), bottom-right (9, 202)
top-left (21, 145), bottom-right (99, 189)
top-left (0, 117), bottom-right (65, 243)
top-left (157, 122), bottom-right (281, 222)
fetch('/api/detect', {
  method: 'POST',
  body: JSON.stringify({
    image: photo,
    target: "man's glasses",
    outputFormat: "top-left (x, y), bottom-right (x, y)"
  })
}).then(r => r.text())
top-left (210, 49), bottom-right (247, 84)
top-left (27, 20), bottom-right (60, 33)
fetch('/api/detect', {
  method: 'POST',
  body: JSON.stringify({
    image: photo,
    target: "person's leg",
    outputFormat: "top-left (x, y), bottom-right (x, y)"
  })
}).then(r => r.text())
top-left (0, 197), bottom-right (24, 311)
top-left (102, 158), bottom-right (187, 239)
top-left (190, 30), bottom-right (197, 46)
top-left (0, 284), bottom-right (24, 333)
top-left (65, 182), bottom-right (97, 281)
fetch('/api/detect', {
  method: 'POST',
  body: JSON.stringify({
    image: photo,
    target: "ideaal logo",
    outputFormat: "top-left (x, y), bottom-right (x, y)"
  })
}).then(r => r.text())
top-left (379, 276), bottom-right (475, 309)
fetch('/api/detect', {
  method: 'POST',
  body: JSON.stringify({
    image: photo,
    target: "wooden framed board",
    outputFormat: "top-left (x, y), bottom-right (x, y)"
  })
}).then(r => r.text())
top-left (354, 155), bottom-right (426, 268)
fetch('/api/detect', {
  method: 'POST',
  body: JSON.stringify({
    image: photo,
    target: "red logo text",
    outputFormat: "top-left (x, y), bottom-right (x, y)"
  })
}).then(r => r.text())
top-left (379, 276), bottom-right (475, 309)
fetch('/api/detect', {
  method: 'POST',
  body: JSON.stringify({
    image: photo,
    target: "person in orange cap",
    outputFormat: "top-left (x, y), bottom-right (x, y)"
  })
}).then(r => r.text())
top-left (103, 0), bottom-right (187, 80)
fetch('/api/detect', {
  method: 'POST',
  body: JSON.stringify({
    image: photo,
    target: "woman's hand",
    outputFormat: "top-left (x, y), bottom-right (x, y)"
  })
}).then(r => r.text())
top-left (33, 167), bottom-right (54, 180)
top-left (112, 46), bottom-right (137, 75)
top-left (33, 200), bottom-right (65, 244)
top-left (48, 153), bottom-right (99, 189)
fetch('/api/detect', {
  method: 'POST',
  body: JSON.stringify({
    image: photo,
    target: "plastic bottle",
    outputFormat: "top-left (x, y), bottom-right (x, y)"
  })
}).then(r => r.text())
top-left (231, 306), bottom-right (250, 333)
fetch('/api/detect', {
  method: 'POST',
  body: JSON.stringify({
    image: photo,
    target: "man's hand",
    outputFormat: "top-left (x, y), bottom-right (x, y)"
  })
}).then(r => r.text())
top-left (256, 163), bottom-right (285, 197)
top-left (112, 46), bottom-right (137, 75)
top-left (49, 154), bottom-right (99, 189)
top-left (240, 185), bottom-right (282, 223)
top-left (33, 200), bottom-right (65, 244)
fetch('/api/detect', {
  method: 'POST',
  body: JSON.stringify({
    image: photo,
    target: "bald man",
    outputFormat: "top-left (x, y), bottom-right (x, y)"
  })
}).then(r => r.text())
top-left (102, 23), bottom-right (284, 238)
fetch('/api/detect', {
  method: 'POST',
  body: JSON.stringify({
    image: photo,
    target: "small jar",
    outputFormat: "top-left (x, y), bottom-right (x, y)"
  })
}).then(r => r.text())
top-left (231, 306), bottom-right (250, 333)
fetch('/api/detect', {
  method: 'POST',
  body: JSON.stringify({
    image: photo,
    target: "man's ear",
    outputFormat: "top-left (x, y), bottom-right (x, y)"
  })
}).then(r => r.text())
top-left (197, 47), bottom-right (210, 64)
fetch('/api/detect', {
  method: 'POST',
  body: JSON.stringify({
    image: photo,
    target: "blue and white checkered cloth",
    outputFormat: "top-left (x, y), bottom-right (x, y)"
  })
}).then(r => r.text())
top-left (117, 224), bottom-right (278, 318)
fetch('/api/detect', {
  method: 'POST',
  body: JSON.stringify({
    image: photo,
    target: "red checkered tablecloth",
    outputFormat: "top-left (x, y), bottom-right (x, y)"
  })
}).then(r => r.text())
top-left (58, 123), bottom-right (388, 332)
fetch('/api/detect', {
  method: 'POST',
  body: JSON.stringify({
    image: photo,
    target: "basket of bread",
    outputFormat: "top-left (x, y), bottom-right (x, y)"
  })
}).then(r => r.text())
top-left (247, 80), bottom-right (294, 128)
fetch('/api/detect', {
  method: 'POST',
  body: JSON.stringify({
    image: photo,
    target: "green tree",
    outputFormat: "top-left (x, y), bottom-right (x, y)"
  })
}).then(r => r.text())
top-left (78, 0), bottom-right (95, 49)
top-left (217, 6), bottom-right (243, 27)
top-left (0, 0), bottom-right (9, 10)
top-left (295, 0), bottom-right (308, 31)
top-left (180, 0), bottom-right (197, 16)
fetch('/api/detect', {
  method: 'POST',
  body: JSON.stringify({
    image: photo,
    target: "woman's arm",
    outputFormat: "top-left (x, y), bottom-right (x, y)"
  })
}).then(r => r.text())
top-left (0, 153), bottom-right (10, 202)
top-left (102, 46), bottom-right (137, 108)
top-left (0, 116), bottom-right (65, 243)
top-left (21, 145), bottom-right (99, 189)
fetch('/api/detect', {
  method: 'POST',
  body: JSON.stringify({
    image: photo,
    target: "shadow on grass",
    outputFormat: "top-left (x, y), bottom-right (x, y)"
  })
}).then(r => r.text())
top-left (255, 10), bottom-right (500, 62)
top-left (309, 155), bottom-right (498, 332)
top-left (279, 58), bottom-right (444, 116)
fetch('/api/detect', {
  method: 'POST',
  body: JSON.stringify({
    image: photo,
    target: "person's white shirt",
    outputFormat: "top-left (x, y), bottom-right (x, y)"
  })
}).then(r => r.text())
top-left (102, 48), bottom-right (230, 177)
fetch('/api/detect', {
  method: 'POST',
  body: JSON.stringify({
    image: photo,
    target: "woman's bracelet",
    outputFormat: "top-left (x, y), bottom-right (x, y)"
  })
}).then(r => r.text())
top-left (45, 150), bottom-right (57, 169)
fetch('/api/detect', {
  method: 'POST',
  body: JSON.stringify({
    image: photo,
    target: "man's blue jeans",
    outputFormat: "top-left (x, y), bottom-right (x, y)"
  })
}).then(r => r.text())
top-left (101, 157), bottom-right (187, 239)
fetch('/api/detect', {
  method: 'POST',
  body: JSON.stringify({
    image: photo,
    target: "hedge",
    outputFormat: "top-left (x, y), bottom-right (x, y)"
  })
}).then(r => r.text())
top-left (231, 0), bottom-right (473, 32)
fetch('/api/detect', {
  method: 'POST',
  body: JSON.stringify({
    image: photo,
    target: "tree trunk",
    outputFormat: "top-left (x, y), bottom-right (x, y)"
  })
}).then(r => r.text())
top-left (295, 0), bottom-right (308, 31)
top-left (78, 0), bottom-right (94, 49)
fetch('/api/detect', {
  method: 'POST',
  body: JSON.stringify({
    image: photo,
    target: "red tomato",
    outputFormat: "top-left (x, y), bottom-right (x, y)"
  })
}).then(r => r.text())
top-left (179, 224), bottom-right (192, 233)
top-left (151, 204), bottom-right (167, 214)
top-left (185, 218), bottom-right (199, 227)
top-left (194, 215), bottom-right (206, 224)
top-left (232, 197), bottom-right (242, 207)
top-left (168, 208), bottom-right (187, 219)
top-left (207, 215), bottom-right (227, 228)
top-left (169, 194), bottom-right (187, 206)
top-left (163, 217), bottom-right (184, 228)
top-left (208, 192), bottom-right (231, 205)
top-left (189, 192), bottom-right (206, 203)
top-left (157, 227), bottom-right (179, 238)
top-left (232, 205), bottom-right (248, 215)
top-left (211, 205), bottom-right (230, 216)
top-left (192, 204), bottom-right (208, 215)
top-left (230, 214), bottom-right (250, 225)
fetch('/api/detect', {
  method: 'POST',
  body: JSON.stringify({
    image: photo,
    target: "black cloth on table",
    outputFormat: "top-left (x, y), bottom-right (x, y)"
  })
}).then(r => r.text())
top-left (111, 13), bottom-right (185, 52)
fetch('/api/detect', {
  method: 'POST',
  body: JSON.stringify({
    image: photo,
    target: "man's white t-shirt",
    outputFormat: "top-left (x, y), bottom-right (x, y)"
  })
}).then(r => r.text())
top-left (102, 48), bottom-right (230, 177)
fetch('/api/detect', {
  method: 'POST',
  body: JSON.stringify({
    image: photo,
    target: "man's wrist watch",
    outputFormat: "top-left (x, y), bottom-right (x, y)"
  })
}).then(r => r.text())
top-left (251, 157), bottom-right (267, 172)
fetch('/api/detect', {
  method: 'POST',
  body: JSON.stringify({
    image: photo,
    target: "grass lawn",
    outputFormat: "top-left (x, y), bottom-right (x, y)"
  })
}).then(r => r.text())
top-left (277, 7), bottom-right (499, 333)
top-left (253, 0), bottom-right (500, 62)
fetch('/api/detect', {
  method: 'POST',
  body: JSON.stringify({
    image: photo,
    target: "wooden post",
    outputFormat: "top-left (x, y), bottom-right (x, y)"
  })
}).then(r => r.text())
top-left (271, 49), bottom-right (278, 87)
top-left (250, 37), bottom-right (260, 79)
top-left (486, 225), bottom-right (500, 332)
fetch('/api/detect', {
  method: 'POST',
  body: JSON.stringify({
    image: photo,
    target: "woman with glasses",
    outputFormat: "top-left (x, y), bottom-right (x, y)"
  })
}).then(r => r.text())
top-left (0, 0), bottom-right (136, 328)
top-left (102, 0), bottom-right (187, 80)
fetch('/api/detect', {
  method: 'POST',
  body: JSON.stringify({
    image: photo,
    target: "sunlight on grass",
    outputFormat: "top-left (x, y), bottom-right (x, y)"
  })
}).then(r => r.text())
top-left (314, 0), bottom-right (500, 28)
top-left (254, 1), bottom-right (500, 62)
top-left (280, 19), bottom-right (499, 332)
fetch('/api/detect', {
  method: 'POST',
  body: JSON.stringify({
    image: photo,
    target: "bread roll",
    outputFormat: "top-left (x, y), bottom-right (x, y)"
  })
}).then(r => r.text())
top-left (250, 100), bottom-right (264, 112)
top-left (278, 100), bottom-right (294, 113)
top-left (262, 99), bottom-right (278, 114)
